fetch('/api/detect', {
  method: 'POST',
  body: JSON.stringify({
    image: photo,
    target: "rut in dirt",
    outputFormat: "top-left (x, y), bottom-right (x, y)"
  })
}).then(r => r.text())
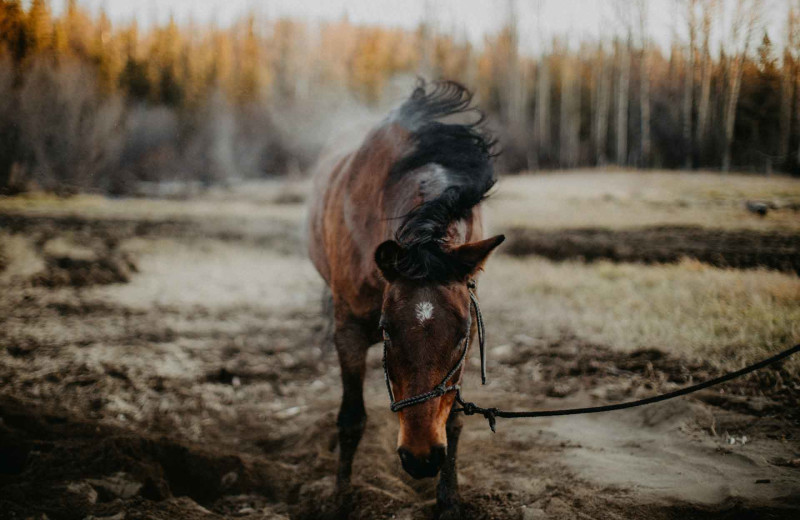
top-left (504, 226), bottom-right (800, 274)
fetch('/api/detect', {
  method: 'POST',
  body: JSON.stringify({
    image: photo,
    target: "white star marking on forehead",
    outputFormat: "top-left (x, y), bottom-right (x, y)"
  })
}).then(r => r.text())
top-left (415, 301), bottom-right (434, 323)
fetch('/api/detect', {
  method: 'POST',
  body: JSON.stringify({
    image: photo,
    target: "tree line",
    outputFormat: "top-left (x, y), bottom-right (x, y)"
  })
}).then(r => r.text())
top-left (0, 0), bottom-right (796, 194)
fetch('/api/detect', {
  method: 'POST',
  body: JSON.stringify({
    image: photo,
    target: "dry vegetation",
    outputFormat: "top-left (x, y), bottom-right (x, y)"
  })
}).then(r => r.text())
top-left (3, 0), bottom-right (800, 197)
top-left (485, 170), bottom-right (800, 231)
top-left (1, 170), bottom-right (799, 519)
top-left (483, 256), bottom-right (800, 373)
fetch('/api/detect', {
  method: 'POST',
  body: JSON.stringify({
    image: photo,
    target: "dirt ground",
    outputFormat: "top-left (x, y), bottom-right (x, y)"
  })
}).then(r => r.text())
top-left (1, 173), bottom-right (799, 519)
top-left (504, 226), bottom-right (800, 274)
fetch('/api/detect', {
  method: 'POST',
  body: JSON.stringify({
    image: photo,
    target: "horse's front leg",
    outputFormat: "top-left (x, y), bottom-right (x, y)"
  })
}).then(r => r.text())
top-left (436, 408), bottom-right (464, 519)
top-left (333, 321), bottom-right (369, 512)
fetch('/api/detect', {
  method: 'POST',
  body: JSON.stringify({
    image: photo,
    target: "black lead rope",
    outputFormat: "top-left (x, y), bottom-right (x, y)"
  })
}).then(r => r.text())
top-left (383, 280), bottom-right (800, 432)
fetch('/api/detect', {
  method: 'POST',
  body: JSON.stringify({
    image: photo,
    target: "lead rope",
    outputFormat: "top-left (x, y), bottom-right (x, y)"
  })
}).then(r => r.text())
top-left (454, 286), bottom-right (800, 432)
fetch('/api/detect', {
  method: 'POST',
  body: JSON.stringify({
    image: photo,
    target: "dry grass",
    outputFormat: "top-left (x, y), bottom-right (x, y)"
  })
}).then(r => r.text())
top-left (0, 180), bottom-right (309, 224)
top-left (0, 231), bottom-right (44, 283)
top-left (481, 256), bottom-right (800, 374)
top-left (485, 169), bottom-right (800, 232)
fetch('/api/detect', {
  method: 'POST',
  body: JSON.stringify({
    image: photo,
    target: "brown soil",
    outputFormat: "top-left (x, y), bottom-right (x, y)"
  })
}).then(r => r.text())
top-left (1, 211), bottom-right (798, 519)
top-left (504, 226), bottom-right (800, 274)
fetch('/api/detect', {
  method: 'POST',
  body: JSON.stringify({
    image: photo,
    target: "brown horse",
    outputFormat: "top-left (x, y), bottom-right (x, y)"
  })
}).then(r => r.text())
top-left (308, 80), bottom-right (504, 518)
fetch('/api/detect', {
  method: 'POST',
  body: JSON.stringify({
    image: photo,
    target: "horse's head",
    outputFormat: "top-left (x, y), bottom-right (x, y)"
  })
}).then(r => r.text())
top-left (374, 235), bottom-right (504, 479)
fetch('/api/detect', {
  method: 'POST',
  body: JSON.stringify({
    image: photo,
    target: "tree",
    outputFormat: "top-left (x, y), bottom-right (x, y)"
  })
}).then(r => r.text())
top-left (636, 0), bottom-right (652, 166)
top-left (592, 43), bottom-right (612, 165)
top-left (779, 2), bottom-right (797, 165)
top-left (697, 0), bottom-right (717, 157)
top-left (532, 52), bottom-right (551, 167)
top-left (0, 0), bottom-right (30, 63)
top-left (615, 37), bottom-right (630, 165)
top-left (722, 0), bottom-right (762, 171)
top-left (682, 0), bottom-right (698, 169)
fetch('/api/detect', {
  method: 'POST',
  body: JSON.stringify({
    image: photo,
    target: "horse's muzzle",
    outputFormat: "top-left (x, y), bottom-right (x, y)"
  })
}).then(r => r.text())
top-left (397, 445), bottom-right (446, 479)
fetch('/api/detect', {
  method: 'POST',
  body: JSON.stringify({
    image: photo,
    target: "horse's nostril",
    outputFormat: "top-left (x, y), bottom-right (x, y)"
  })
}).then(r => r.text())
top-left (397, 446), bottom-right (446, 480)
top-left (398, 448), bottom-right (410, 463)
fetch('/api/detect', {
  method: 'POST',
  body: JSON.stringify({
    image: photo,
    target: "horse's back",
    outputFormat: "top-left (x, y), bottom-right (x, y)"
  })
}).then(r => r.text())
top-left (307, 123), bottom-right (411, 317)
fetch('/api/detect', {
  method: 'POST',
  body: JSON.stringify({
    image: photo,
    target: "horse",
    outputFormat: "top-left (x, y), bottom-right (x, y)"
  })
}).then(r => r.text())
top-left (307, 80), bottom-right (504, 518)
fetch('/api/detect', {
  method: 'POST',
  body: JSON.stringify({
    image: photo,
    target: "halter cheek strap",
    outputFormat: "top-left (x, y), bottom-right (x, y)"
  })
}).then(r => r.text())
top-left (382, 280), bottom-right (486, 413)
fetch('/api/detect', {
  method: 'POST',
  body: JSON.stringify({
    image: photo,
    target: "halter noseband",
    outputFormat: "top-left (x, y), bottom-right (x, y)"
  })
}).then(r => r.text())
top-left (382, 280), bottom-right (486, 413)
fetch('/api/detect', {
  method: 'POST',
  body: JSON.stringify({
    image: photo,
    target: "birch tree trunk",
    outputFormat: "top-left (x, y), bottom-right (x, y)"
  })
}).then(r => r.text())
top-left (779, 7), bottom-right (796, 162)
top-left (594, 45), bottom-right (611, 165)
top-left (697, 0), bottom-right (715, 153)
top-left (533, 55), bottom-right (551, 165)
top-left (638, 1), bottom-right (651, 166)
top-left (559, 56), bottom-right (581, 168)
top-left (615, 38), bottom-right (630, 166)
top-left (722, 0), bottom-right (760, 172)
top-left (683, 0), bottom-right (698, 169)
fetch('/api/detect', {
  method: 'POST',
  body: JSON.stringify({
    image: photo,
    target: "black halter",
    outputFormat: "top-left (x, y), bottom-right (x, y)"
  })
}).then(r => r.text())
top-left (382, 280), bottom-right (486, 413)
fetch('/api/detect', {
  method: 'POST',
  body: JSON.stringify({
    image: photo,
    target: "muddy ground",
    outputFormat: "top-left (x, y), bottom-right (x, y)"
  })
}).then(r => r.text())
top-left (504, 226), bottom-right (800, 275)
top-left (1, 208), bottom-right (799, 520)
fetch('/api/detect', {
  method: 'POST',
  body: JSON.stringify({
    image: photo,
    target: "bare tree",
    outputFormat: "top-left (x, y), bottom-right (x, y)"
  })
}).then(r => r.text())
top-left (682, 0), bottom-right (699, 169)
top-left (559, 49), bottom-right (581, 168)
top-left (615, 37), bottom-right (630, 165)
top-left (593, 43), bottom-right (612, 165)
top-left (697, 0), bottom-right (717, 153)
top-left (530, 0), bottom-right (550, 168)
top-left (635, 0), bottom-right (651, 166)
top-left (503, 0), bottom-right (526, 128)
top-left (779, 1), bottom-right (798, 163)
top-left (533, 52), bottom-right (551, 166)
top-left (722, 0), bottom-right (762, 171)
top-left (18, 59), bottom-right (123, 191)
top-left (611, 0), bottom-right (633, 166)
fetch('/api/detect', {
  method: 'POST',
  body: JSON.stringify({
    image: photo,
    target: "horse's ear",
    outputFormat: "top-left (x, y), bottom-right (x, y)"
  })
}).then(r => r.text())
top-left (375, 240), bottom-right (404, 282)
top-left (449, 235), bottom-right (505, 278)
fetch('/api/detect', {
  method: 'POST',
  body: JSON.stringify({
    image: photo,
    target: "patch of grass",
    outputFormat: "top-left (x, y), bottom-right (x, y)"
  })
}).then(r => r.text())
top-left (486, 170), bottom-right (800, 232)
top-left (0, 231), bottom-right (45, 283)
top-left (481, 256), bottom-right (800, 375)
top-left (0, 181), bottom-right (309, 223)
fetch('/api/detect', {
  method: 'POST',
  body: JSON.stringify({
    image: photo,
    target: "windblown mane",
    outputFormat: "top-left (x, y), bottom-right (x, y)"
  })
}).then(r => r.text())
top-left (386, 80), bottom-right (497, 282)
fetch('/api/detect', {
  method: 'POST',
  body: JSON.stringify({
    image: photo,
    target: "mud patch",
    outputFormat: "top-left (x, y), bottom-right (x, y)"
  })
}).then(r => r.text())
top-left (32, 252), bottom-right (138, 287)
top-left (504, 226), bottom-right (800, 274)
top-left (0, 213), bottom-right (302, 255)
top-left (0, 396), bottom-right (295, 520)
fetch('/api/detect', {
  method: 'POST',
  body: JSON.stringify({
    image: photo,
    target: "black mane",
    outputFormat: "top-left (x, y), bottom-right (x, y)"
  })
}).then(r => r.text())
top-left (386, 80), bottom-right (497, 282)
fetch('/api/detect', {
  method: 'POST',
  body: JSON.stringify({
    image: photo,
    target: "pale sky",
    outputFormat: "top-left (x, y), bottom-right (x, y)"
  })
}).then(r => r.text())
top-left (51, 0), bottom-right (785, 56)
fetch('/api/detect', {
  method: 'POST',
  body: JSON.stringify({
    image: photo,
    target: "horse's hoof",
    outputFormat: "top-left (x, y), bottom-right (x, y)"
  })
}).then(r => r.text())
top-left (333, 485), bottom-right (354, 519)
top-left (436, 501), bottom-right (464, 520)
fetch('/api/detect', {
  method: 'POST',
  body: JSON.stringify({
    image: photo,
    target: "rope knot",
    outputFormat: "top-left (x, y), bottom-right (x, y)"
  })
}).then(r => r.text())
top-left (467, 280), bottom-right (477, 290)
top-left (460, 401), bottom-right (478, 415)
top-left (482, 408), bottom-right (498, 432)
top-left (433, 384), bottom-right (447, 397)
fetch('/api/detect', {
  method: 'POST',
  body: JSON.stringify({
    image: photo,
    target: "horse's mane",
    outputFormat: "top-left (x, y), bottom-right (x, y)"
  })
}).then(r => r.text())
top-left (386, 80), bottom-right (497, 282)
